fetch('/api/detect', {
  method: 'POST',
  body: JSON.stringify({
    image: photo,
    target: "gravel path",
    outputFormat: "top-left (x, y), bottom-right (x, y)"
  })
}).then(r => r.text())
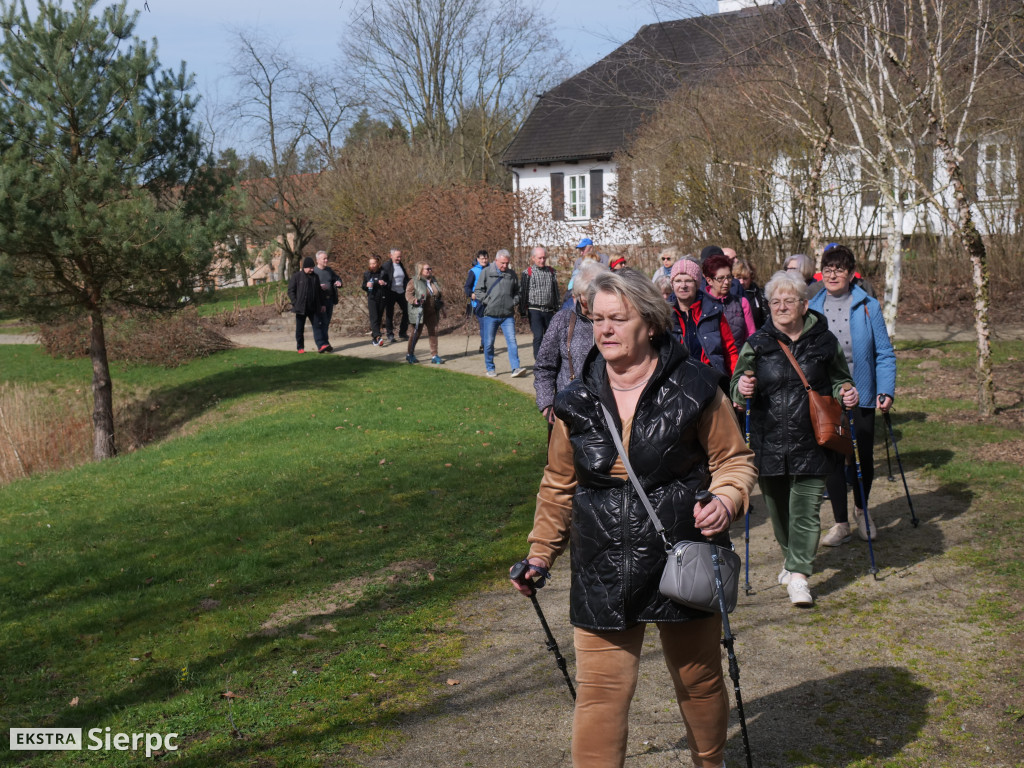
top-left (339, 465), bottom-right (1018, 767)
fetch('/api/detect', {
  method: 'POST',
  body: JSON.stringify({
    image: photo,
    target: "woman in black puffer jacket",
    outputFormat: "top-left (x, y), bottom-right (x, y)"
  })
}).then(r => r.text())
top-left (730, 270), bottom-right (859, 609)
top-left (512, 270), bottom-right (756, 768)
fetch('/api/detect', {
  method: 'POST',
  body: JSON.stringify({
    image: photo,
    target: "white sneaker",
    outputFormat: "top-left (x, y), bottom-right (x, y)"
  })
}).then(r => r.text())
top-left (853, 508), bottom-right (877, 540)
top-left (510, 367), bottom-right (527, 378)
top-left (821, 523), bottom-right (851, 547)
top-left (777, 568), bottom-right (792, 585)
top-left (486, 370), bottom-right (497, 378)
top-left (787, 579), bottom-right (813, 607)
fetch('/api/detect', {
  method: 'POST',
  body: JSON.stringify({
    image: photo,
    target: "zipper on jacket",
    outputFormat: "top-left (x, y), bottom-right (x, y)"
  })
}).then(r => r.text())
top-left (621, 483), bottom-right (631, 618)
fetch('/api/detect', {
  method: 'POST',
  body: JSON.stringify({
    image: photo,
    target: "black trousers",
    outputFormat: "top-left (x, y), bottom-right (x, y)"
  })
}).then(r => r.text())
top-left (367, 296), bottom-right (386, 339)
top-left (528, 308), bottom-right (554, 360)
top-left (385, 290), bottom-right (408, 337)
top-left (825, 406), bottom-right (876, 523)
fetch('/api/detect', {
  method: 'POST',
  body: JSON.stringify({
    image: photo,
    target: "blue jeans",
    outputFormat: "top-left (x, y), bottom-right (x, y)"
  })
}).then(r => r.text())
top-left (481, 315), bottom-right (520, 373)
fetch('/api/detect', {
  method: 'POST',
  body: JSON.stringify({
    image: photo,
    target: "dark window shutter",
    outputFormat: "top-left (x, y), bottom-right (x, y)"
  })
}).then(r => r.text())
top-left (1016, 134), bottom-right (1024, 206)
top-left (617, 166), bottom-right (633, 214)
top-left (915, 144), bottom-right (933, 196)
top-left (590, 169), bottom-right (604, 219)
top-left (550, 173), bottom-right (564, 221)
top-left (860, 154), bottom-right (879, 208)
top-left (962, 142), bottom-right (978, 200)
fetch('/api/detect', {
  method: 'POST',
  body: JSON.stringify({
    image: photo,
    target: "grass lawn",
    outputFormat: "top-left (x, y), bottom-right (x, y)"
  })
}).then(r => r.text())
top-left (0, 346), bottom-right (545, 766)
top-left (191, 284), bottom-right (283, 317)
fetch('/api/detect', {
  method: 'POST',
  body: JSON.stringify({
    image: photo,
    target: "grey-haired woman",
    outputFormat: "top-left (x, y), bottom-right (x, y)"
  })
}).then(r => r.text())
top-left (514, 269), bottom-right (756, 768)
top-left (730, 271), bottom-right (858, 608)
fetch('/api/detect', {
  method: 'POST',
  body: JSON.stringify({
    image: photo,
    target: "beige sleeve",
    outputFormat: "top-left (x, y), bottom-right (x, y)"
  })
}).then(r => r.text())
top-left (698, 389), bottom-right (758, 520)
top-left (526, 418), bottom-right (576, 567)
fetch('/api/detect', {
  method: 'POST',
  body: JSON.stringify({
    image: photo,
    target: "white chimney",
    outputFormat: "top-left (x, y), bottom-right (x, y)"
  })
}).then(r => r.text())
top-left (718, 0), bottom-right (764, 13)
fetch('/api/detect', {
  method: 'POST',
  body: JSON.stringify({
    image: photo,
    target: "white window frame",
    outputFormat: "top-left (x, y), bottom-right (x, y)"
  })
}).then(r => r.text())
top-left (567, 173), bottom-right (589, 219)
top-left (981, 142), bottom-right (1014, 200)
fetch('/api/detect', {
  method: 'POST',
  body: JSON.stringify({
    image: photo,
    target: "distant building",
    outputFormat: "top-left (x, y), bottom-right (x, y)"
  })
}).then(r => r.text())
top-left (503, 0), bottom-right (1019, 250)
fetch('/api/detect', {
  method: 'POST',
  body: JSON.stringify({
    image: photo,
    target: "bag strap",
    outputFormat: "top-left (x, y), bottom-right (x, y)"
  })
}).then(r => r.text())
top-left (776, 339), bottom-right (812, 392)
top-left (567, 311), bottom-right (578, 381)
top-left (599, 402), bottom-right (672, 549)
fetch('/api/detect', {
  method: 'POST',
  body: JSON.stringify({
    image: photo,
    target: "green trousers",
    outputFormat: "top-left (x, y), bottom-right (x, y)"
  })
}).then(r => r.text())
top-left (758, 474), bottom-right (826, 577)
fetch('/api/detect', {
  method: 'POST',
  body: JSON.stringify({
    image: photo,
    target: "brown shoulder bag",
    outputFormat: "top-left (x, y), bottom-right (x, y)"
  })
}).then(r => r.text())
top-left (776, 340), bottom-right (853, 457)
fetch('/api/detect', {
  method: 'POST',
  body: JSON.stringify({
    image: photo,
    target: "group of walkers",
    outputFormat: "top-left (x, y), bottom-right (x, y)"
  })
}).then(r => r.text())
top-left (509, 240), bottom-right (896, 768)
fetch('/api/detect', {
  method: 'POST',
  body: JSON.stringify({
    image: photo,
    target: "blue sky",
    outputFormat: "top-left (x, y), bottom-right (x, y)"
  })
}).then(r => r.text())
top-left (125, 0), bottom-right (715, 148)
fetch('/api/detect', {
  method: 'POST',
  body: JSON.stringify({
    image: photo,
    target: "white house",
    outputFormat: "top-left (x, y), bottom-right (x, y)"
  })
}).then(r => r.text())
top-left (502, 0), bottom-right (1019, 251)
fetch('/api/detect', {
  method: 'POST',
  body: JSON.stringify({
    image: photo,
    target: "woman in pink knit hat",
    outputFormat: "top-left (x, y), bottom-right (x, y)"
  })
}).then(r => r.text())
top-left (670, 257), bottom-right (738, 377)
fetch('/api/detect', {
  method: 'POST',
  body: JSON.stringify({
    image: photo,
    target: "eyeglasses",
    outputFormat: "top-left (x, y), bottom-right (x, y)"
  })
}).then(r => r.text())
top-left (709, 275), bottom-right (732, 284)
top-left (769, 298), bottom-right (802, 308)
top-left (822, 267), bottom-right (848, 277)
top-left (661, 257), bottom-right (673, 262)
top-left (423, 267), bottom-right (433, 270)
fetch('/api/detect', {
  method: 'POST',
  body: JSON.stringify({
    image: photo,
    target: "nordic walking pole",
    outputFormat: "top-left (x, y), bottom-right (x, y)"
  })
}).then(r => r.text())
top-left (509, 560), bottom-right (576, 701)
top-left (742, 370), bottom-right (754, 596)
top-left (696, 491), bottom-right (754, 768)
top-left (883, 421), bottom-right (895, 482)
top-left (843, 385), bottom-right (879, 579)
top-left (883, 411), bottom-right (919, 527)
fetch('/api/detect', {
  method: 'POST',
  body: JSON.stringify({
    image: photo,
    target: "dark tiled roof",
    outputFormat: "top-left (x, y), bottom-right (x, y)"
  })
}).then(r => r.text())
top-left (502, 10), bottom-right (763, 166)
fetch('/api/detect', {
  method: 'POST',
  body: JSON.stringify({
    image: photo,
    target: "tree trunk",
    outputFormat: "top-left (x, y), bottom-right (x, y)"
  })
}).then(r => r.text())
top-left (88, 309), bottom-right (117, 459)
top-left (806, 127), bottom-right (832, 265)
top-left (964, 222), bottom-right (995, 417)
top-left (936, 137), bottom-right (995, 416)
top-left (881, 201), bottom-right (904, 338)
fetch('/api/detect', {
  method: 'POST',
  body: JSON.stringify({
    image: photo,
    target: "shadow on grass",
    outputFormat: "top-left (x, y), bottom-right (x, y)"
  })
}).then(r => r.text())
top-left (120, 352), bottom-right (400, 446)
top-left (733, 667), bottom-right (930, 767)
top-left (812, 479), bottom-right (971, 598)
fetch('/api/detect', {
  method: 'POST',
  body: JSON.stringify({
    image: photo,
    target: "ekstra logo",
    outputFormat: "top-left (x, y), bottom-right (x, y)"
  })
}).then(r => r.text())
top-left (10, 727), bottom-right (178, 757)
top-left (10, 728), bottom-right (82, 750)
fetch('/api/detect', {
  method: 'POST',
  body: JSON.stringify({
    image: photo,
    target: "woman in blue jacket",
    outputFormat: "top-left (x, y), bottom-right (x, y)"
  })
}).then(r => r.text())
top-left (808, 244), bottom-right (896, 545)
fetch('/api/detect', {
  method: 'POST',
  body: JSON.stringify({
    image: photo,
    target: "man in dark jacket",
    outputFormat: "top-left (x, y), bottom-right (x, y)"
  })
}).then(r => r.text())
top-left (519, 245), bottom-right (561, 359)
top-left (287, 256), bottom-right (327, 353)
top-left (313, 250), bottom-right (342, 352)
top-left (380, 248), bottom-right (409, 342)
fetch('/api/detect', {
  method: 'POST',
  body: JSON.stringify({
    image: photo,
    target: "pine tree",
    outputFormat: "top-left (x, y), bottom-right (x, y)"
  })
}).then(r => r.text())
top-left (0, 0), bottom-right (237, 458)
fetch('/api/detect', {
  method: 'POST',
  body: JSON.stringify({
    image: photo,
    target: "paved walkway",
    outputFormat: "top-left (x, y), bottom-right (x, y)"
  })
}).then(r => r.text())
top-left (4, 322), bottom-right (1023, 400)
top-left (227, 327), bottom-right (542, 396)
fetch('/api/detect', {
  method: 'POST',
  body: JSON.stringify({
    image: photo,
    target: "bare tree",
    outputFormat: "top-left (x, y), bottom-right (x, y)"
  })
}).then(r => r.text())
top-left (345, 0), bottom-right (566, 182)
top-left (228, 30), bottom-right (354, 280)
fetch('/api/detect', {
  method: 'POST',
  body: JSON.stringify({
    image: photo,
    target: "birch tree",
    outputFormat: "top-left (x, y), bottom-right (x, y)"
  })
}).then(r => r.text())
top-left (788, 0), bottom-right (1010, 416)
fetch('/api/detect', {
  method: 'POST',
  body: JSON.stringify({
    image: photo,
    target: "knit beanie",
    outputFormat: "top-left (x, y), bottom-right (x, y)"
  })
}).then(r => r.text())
top-left (670, 258), bottom-right (702, 284)
top-left (302, 256), bottom-right (316, 269)
top-left (699, 245), bottom-right (725, 263)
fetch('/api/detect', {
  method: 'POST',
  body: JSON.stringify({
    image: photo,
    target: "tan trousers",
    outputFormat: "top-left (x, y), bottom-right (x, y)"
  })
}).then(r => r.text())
top-left (408, 309), bottom-right (438, 357)
top-left (572, 618), bottom-right (728, 768)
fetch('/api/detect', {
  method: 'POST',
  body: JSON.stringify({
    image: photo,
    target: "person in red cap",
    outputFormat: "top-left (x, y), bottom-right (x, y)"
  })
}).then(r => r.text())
top-left (609, 256), bottom-right (627, 270)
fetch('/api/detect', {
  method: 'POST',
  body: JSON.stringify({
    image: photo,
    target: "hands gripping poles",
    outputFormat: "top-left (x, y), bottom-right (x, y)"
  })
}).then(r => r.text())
top-left (842, 386), bottom-right (879, 578)
top-left (696, 491), bottom-right (754, 768)
top-left (743, 370), bottom-right (753, 596)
